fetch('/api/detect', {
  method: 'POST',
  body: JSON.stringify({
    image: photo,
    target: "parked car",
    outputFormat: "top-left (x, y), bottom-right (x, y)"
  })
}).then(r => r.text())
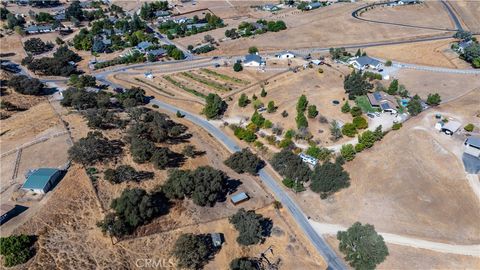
top-left (367, 113), bottom-right (375, 119)
top-left (374, 112), bottom-right (381, 117)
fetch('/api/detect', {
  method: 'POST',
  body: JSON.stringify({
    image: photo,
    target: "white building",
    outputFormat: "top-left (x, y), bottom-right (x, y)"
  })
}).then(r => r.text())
top-left (441, 121), bottom-right (462, 135)
top-left (348, 56), bottom-right (382, 70)
top-left (299, 153), bottom-right (318, 166)
top-left (464, 136), bottom-right (480, 158)
top-left (275, 51), bottom-right (295, 59)
top-left (243, 54), bottom-right (266, 67)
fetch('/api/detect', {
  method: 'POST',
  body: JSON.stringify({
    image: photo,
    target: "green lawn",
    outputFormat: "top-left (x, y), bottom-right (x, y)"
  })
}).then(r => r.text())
top-left (355, 95), bottom-right (376, 113)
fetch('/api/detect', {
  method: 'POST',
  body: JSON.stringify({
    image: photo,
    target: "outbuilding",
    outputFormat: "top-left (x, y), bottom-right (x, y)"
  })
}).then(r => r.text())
top-left (230, 192), bottom-right (249, 205)
top-left (441, 121), bottom-right (461, 135)
top-left (22, 168), bottom-right (62, 194)
top-left (464, 136), bottom-right (480, 158)
top-left (210, 233), bottom-right (223, 247)
top-left (275, 51), bottom-right (295, 59)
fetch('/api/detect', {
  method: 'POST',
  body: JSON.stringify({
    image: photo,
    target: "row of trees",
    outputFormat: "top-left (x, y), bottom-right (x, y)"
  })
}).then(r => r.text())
top-left (7, 75), bottom-right (44, 95)
top-left (23, 38), bottom-right (54, 55)
top-left (22, 46), bottom-right (81, 77)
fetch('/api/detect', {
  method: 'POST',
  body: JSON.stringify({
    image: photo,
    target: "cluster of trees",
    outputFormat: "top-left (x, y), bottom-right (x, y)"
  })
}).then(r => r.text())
top-left (453, 30), bottom-right (480, 68)
top-left (385, 79), bottom-right (409, 97)
top-left (344, 70), bottom-right (373, 100)
top-left (161, 166), bottom-right (228, 206)
top-left (94, 51), bottom-right (146, 69)
top-left (203, 93), bottom-right (227, 119)
top-left (104, 165), bottom-right (154, 184)
top-left (85, 108), bottom-right (126, 130)
top-left (230, 257), bottom-right (261, 270)
top-left (189, 44), bottom-right (215, 54)
top-left (295, 95), bottom-right (309, 129)
top-left (426, 93), bottom-right (441, 106)
top-left (68, 74), bottom-right (97, 89)
top-left (172, 233), bottom-right (216, 269)
top-left (68, 131), bottom-right (123, 165)
top-left (7, 75), bottom-right (44, 95)
top-left (22, 46), bottom-right (81, 76)
top-left (337, 222), bottom-right (389, 270)
top-left (272, 149), bottom-right (351, 197)
top-left (140, 1), bottom-right (169, 21)
top-left (23, 38), bottom-right (54, 55)
top-left (341, 116), bottom-right (368, 137)
top-left (232, 125), bottom-right (257, 143)
top-left (159, 13), bottom-right (224, 39)
top-left (61, 88), bottom-right (109, 110)
top-left (407, 95), bottom-right (423, 116)
top-left (224, 148), bottom-right (264, 175)
top-left (97, 188), bottom-right (168, 237)
top-left (229, 208), bottom-right (272, 246)
top-left (329, 47), bottom-right (351, 60)
top-left (250, 110), bottom-right (272, 129)
top-left (340, 126), bottom-right (384, 161)
top-left (0, 234), bottom-right (36, 267)
top-left (306, 145), bottom-right (333, 162)
top-left (2, 11), bottom-right (26, 30)
top-left (225, 19), bottom-right (286, 39)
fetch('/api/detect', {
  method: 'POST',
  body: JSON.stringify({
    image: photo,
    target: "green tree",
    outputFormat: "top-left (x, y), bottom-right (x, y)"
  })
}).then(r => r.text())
top-left (296, 94), bottom-right (308, 113)
top-left (342, 123), bottom-right (357, 137)
top-left (173, 233), bottom-right (213, 269)
top-left (23, 38), bottom-right (53, 55)
top-left (203, 93), bottom-right (227, 119)
top-left (350, 106), bottom-right (362, 117)
top-left (251, 110), bottom-right (265, 127)
top-left (387, 79), bottom-right (398, 95)
top-left (340, 144), bottom-right (356, 161)
top-left (7, 75), bottom-right (44, 95)
top-left (337, 222), bottom-right (389, 270)
top-left (306, 146), bottom-right (333, 162)
top-left (69, 132), bottom-right (122, 165)
top-left (295, 113), bottom-right (308, 129)
top-left (330, 120), bottom-right (343, 141)
top-left (233, 61), bottom-right (243, 72)
top-left (238, 93), bottom-right (249, 107)
top-left (307, 105), bottom-right (318, 118)
top-left (267, 101), bottom-right (276, 113)
top-left (248, 46), bottom-right (258, 54)
top-left (464, 123), bottom-right (475, 132)
top-left (344, 70), bottom-right (373, 99)
top-left (341, 101), bottom-right (351, 113)
top-left (310, 161), bottom-right (350, 198)
top-left (358, 130), bottom-right (376, 148)
top-left (224, 148), bottom-right (264, 175)
top-left (229, 208), bottom-right (272, 246)
top-left (260, 87), bottom-right (267, 97)
top-left (385, 60), bottom-right (392, 66)
top-left (352, 116), bottom-right (368, 129)
top-left (230, 257), bottom-right (259, 270)
top-left (271, 149), bottom-right (311, 183)
top-left (407, 95), bottom-right (422, 116)
top-left (0, 234), bottom-right (36, 267)
top-left (426, 93), bottom-right (441, 106)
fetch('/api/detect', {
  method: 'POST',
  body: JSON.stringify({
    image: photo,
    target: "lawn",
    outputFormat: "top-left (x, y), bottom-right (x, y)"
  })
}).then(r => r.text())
top-left (355, 95), bottom-right (376, 113)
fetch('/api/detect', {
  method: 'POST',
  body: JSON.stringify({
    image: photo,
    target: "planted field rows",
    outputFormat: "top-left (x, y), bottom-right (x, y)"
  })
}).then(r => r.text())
top-left (162, 75), bottom-right (207, 99)
top-left (181, 72), bottom-right (231, 92)
top-left (199, 68), bottom-right (250, 85)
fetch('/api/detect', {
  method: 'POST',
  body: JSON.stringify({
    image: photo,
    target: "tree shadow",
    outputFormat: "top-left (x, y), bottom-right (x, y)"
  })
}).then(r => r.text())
top-left (167, 151), bottom-right (187, 168)
top-left (261, 217), bottom-right (273, 239)
top-left (226, 178), bottom-right (242, 195)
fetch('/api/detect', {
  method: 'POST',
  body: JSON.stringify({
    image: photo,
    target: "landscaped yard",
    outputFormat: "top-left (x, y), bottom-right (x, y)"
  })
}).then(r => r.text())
top-left (355, 95), bottom-right (376, 113)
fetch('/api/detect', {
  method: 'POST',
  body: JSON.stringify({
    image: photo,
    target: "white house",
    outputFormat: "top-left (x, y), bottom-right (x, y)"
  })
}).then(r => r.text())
top-left (299, 153), bottom-right (318, 166)
top-left (441, 121), bottom-right (461, 135)
top-left (306, 2), bottom-right (322, 10)
top-left (243, 54), bottom-right (266, 67)
top-left (464, 136), bottom-right (480, 158)
top-left (275, 51), bottom-right (295, 59)
top-left (348, 56), bottom-right (382, 70)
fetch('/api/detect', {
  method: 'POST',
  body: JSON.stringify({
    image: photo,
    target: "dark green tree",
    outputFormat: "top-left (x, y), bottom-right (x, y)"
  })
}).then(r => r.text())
top-left (203, 93), bottom-right (227, 119)
top-left (224, 148), bottom-right (264, 175)
top-left (238, 93), bottom-right (249, 107)
top-left (267, 101), bottom-right (276, 113)
top-left (407, 95), bottom-right (423, 116)
top-left (68, 132), bottom-right (122, 165)
top-left (271, 149), bottom-right (311, 183)
top-left (310, 161), bottom-right (350, 198)
top-left (173, 233), bottom-right (213, 269)
top-left (426, 93), bottom-right (441, 106)
top-left (344, 70), bottom-right (373, 99)
top-left (230, 257), bottom-right (260, 270)
top-left (233, 62), bottom-right (243, 72)
top-left (296, 94), bottom-right (308, 113)
top-left (337, 222), bottom-right (389, 270)
top-left (341, 101), bottom-right (351, 113)
top-left (387, 79), bottom-right (398, 95)
top-left (0, 234), bottom-right (36, 267)
top-left (229, 208), bottom-right (272, 246)
top-left (307, 105), bottom-right (318, 118)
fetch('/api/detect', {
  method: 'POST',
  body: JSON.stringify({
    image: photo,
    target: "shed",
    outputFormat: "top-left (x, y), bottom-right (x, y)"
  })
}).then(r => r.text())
top-left (275, 51), bottom-right (295, 59)
top-left (210, 233), bottom-right (223, 247)
top-left (441, 121), bottom-right (461, 135)
top-left (230, 192), bottom-right (249, 205)
top-left (22, 168), bottom-right (62, 194)
top-left (0, 204), bottom-right (15, 225)
top-left (464, 136), bottom-right (480, 158)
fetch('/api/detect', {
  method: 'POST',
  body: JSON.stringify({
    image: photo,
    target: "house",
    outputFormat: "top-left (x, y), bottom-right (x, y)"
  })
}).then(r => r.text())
top-left (367, 92), bottom-right (399, 114)
top-left (230, 192), bottom-right (249, 205)
top-left (275, 51), bottom-right (295, 59)
top-left (306, 2), bottom-right (322, 10)
top-left (348, 56), bottom-right (382, 70)
top-left (155, 10), bottom-right (170, 17)
top-left (299, 153), bottom-right (318, 166)
top-left (263, 4), bottom-right (279, 11)
top-left (85, 87), bottom-right (101, 93)
top-left (54, 12), bottom-right (66, 21)
top-left (186, 23), bottom-right (208, 30)
top-left (25, 25), bottom-right (54, 34)
top-left (456, 40), bottom-right (473, 53)
top-left (210, 233), bottom-right (223, 247)
top-left (22, 168), bottom-right (63, 194)
top-left (136, 41), bottom-right (153, 52)
top-left (441, 121), bottom-right (461, 135)
top-left (464, 136), bottom-right (480, 158)
top-left (144, 72), bottom-right (154, 79)
top-left (148, 48), bottom-right (166, 58)
top-left (398, 0), bottom-right (419, 5)
top-left (0, 204), bottom-right (16, 225)
top-left (243, 54), bottom-right (265, 67)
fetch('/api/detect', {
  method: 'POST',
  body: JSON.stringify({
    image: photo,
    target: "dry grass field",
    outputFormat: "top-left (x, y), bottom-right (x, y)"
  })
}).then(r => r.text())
top-left (394, 69), bottom-right (480, 102)
top-left (360, 2), bottom-right (454, 30)
top-left (0, 33), bottom-right (27, 64)
top-left (449, 0), bottom-right (480, 33)
top-left (325, 236), bottom-right (480, 270)
top-left (296, 90), bottom-right (480, 245)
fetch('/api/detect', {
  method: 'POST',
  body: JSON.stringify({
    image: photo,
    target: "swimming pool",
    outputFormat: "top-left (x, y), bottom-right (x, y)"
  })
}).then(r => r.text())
top-left (400, 99), bottom-right (409, 107)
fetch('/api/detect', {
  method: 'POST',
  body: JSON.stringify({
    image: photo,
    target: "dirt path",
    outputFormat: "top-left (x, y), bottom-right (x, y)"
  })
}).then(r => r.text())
top-left (310, 221), bottom-right (480, 257)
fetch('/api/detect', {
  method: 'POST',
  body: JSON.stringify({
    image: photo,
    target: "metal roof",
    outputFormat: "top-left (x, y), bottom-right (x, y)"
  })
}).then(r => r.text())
top-left (244, 54), bottom-right (263, 64)
top-left (442, 121), bottom-right (462, 132)
top-left (137, 41), bottom-right (153, 50)
top-left (354, 56), bottom-right (380, 67)
top-left (466, 136), bottom-right (480, 148)
top-left (231, 192), bottom-right (249, 203)
top-left (22, 168), bottom-right (59, 190)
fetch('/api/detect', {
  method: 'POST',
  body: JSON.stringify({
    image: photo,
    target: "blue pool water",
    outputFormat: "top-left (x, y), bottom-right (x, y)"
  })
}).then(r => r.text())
top-left (401, 99), bottom-right (409, 107)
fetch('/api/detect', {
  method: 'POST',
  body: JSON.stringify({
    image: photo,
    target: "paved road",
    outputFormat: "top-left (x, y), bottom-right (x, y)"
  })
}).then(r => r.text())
top-left (310, 222), bottom-right (480, 257)
top-left (440, 0), bottom-right (463, 31)
top-left (133, 98), bottom-right (348, 270)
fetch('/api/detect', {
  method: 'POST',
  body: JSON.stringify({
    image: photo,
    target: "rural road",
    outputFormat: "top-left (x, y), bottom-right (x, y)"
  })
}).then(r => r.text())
top-left (310, 222), bottom-right (480, 257)
top-left (145, 98), bottom-right (348, 270)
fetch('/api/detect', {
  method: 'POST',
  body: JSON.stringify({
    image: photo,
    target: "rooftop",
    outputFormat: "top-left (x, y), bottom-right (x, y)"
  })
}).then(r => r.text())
top-left (137, 41), bottom-right (153, 50)
top-left (466, 136), bottom-right (480, 148)
top-left (353, 56), bottom-right (381, 67)
top-left (231, 192), bottom-right (249, 203)
top-left (443, 121), bottom-right (462, 132)
top-left (22, 168), bottom-right (59, 190)
top-left (244, 54), bottom-right (263, 64)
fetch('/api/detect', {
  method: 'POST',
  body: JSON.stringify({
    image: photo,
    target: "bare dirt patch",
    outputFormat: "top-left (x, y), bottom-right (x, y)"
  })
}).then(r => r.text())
top-left (449, 1), bottom-right (480, 33)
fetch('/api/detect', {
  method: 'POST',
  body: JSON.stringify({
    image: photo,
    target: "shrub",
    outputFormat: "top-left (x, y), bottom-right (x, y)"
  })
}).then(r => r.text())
top-left (281, 110), bottom-right (288, 117)
top-left (355, 143), bottom-right (365, 152)
top-left (385, 60), bottom-right (392, 66)
top-left (352, 116), bottom-right (368, 129)
top-left (342, 123), bottom-right (357, 137)
top-left (340, 144), bottom-right (356, 161)
top-left (0, 234), bottom-right (36, 267)
top-left (392, 123), bottom-right (402, 130)
top-left (341, 102), bottom-right (351, 113)
top-left (464, 123), bottom-right (475, 132)
top-left (233, 62), bottom-right (243, 72)
top-left (350, 106), bottom-right (362, 117)
top-left (426, 93), bottom-right (441, 106)
top-left (307, 105), bottom-right (318, 118)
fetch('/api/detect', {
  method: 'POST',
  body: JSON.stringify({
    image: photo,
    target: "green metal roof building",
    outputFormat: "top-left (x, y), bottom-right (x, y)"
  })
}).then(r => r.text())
top-left (22, 168), bottom-right (62, 194)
